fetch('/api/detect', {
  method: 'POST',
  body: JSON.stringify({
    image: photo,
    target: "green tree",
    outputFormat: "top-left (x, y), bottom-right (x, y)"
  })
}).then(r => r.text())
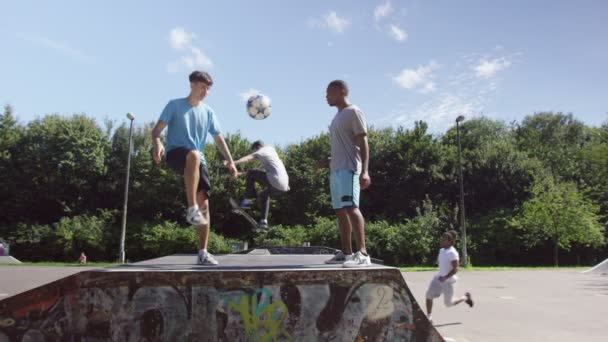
top-left (279, 133), bottom-right (332, 225)
top-left (367, 122), bottom-right (451, 221)
top-left (512, 178), bottom-right (604, 266)
top-left (515, 112), bottom-right (590, 181)
top-left (9, 114), bottom-right (108, 223)
top-left (0, 105), bottom-right (24, 223)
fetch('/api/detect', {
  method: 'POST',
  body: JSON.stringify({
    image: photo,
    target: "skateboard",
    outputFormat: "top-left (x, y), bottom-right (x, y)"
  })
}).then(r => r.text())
top-left (229, 198), bottom-right (268, 233)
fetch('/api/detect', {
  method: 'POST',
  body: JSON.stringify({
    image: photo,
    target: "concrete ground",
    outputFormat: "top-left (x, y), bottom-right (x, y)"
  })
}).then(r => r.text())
top-left (1, 266), bottom-right (607, 341)
top-left (402, 270), bottom-right (608, 342)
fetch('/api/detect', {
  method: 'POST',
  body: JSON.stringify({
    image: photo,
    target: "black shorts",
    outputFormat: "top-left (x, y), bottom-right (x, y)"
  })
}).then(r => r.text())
top-left (166, 147), bottom-right (212, 195)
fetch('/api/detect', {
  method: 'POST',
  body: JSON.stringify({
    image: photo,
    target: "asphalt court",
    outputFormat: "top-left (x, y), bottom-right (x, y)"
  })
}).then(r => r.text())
top-left (1, 265), bottom-right (607, 341)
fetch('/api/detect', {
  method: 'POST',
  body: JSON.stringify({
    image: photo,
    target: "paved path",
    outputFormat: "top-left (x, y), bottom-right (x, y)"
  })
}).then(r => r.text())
top-left (0, 266), bottom-right (99, 298)
top-left (1, 266), bottom-right (607, 341)
top-left (402, 270), bottom-right (608, 342)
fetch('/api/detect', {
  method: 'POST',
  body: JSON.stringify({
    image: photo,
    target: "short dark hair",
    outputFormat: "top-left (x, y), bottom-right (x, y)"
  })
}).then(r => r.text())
top-left (328, 80), bottom-right (349, 95)
top-left (189, 71), bottom-right (213, 85)
top-left (251, 140), bottom-right (264, 150)
top-left (447, 230), bottom-right (458, 242)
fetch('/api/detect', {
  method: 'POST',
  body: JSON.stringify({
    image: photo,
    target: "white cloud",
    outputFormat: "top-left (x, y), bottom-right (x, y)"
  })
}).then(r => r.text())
top-left (240, 88), bottom-right (261, 102)
top-left (386, 93), bottom-right (479, 133)
top-left (375, 1), bottom-right (394, 22)
top-left (388, 24), bottom-right (408, 42)
top-left (309, 11), bottom-right (350, 34)
top-left (167, 27), bottom-right (213, 73)
top-left (380, 49), bottom-right (520, 132)
top-left (392, 61), bottom-right (440, 92)
top-left (169, 27), bottom-right (195, 50)
top-left (474, 57), bottom-right (511, 78)
top-left (17, 33), bottom-right (95, 63)
top-left (190, 47), bottom-right (213, 69)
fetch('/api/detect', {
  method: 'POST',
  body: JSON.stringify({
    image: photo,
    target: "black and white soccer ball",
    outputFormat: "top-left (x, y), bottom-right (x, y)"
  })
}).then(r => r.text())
top-left (246, 94), bottom-right (272, 120)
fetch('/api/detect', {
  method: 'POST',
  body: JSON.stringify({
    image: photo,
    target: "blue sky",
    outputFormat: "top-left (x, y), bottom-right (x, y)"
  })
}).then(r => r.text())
top-left (2, 0), bottom-right (607, 147)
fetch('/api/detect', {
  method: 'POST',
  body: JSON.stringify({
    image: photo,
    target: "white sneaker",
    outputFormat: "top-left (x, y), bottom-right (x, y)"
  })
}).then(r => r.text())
top-left (324, 251), bottom-right (353, 264)
top-left (197, 251), bottom-right (218, 265)
top-left (186, 207), bottom-right (207, 226)
top-left (343, 251), bottom-right (372, 268)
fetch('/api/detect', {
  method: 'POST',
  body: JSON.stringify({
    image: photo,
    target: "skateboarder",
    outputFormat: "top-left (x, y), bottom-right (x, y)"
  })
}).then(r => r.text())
top-left (227, 140), bottom-right (289, 229)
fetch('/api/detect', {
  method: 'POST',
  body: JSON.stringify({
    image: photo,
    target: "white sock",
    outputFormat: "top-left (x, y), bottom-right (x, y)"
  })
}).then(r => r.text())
top-left (199, 248), bottom-right (207, 255)
top-left (188, 204), bottom-right (199, 212)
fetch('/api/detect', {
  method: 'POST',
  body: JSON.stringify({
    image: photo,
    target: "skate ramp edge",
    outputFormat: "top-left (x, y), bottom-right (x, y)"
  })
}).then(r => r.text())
top-left (0, 256), bottom-right (443, 341)
top-left (582, 258), bottom-right (608, 274)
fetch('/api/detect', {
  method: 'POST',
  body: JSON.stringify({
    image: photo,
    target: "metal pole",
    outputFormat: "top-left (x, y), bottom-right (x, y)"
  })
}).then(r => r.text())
top-left (456, 116), bottom-right (468, 267)
top-left (119, 113), bottom-right (135, 263)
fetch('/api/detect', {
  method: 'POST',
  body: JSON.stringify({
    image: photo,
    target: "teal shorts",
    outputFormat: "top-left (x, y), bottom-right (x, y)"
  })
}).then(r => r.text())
top-left (330, 169), bottom-right (360, 209)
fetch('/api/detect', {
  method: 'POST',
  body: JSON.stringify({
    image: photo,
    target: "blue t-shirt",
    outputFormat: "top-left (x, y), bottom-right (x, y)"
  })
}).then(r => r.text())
top-left (159, 98), bottom-right (222, 165)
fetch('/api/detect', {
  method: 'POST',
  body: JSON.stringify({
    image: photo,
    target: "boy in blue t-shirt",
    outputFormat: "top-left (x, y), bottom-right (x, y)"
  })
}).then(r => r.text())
top-left (152, 71), bottom-right (238, 265)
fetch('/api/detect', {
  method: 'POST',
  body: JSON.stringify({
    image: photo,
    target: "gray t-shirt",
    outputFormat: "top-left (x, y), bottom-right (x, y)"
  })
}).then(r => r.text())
top-left (329, 105), bottom-right (368, 173)
top-left (253, 146), bottom-right (290, 191)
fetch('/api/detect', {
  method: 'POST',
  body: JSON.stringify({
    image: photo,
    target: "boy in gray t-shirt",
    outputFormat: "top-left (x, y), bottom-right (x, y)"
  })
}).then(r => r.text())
top-left (317, 80), bottom-right (372, 268)
top-left (229, 140), bottom-right (290, 228)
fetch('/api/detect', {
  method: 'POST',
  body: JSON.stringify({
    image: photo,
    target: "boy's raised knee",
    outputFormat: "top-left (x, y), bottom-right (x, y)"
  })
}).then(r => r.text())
top-left (186, 150), bottom-right (201, 163)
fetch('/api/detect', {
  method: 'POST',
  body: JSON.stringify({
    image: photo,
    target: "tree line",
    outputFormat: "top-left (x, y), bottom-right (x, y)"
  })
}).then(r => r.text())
top-left (0, 105), bottom-right (606, 266)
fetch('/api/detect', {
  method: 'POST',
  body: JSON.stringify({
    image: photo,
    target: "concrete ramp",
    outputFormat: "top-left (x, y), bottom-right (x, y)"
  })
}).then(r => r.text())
top-left (0, 254), bottom-right (443, 341)
top-left (582, 258), bottom-right (608, 274)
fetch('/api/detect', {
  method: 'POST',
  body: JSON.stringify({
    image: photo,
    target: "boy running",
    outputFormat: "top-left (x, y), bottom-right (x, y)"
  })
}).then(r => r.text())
top-left (425, 230), bottom-right (474, 324)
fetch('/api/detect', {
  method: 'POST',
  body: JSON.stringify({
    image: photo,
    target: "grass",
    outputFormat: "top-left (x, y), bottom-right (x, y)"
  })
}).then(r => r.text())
top-left (399, 265), bottom-right (589, 272)
top-left (0, 262), bottom-right (120, 267)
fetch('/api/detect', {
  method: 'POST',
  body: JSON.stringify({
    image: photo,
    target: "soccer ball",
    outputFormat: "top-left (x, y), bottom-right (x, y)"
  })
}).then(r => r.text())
top-left (247, 94), bottom-right (272, 120)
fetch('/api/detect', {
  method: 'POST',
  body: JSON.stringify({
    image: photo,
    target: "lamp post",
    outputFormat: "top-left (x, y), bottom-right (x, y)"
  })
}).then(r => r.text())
top-left (455, 115), bottom-right (468, 267)
top-left (119, 112), bottom-right (135, 263)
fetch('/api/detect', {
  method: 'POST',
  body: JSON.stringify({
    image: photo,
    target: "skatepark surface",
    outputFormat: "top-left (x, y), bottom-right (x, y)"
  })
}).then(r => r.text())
top-left (1, 257), bottom-right (607, 341)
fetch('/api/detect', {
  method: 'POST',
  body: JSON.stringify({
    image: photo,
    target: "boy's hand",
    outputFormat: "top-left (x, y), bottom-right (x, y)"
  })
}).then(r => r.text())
top-left (224, 161), bottom-right (238, 179)
top-left (153, 144), bottom-right (165, 165)
top-left (360, 171), bottom-right (371, 189)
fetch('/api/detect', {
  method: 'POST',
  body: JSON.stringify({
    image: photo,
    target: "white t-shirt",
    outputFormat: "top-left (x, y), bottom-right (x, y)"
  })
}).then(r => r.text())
top-left (252, 146), bottom-right (290, 192)
top-left (437, 246), bottom-right (459, 283)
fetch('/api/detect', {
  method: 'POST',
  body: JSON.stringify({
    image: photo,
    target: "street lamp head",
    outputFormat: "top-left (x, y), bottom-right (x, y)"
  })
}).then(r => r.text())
top-left (456, 115), bottom-right (465, 123)
top-left (126, 112), bottom-right (135, 121)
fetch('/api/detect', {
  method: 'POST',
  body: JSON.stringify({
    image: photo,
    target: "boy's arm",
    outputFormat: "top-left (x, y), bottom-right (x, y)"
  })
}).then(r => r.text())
top-left (355, 133), bottom-right (370, 189)
top-left (213, 134), bottom-right (237, 176)
top-left (151, 120), bottom-right (167, 165)
top-left (233, 154), bottom-right (256, 166)
top-left (439, 260), bottom-right (459, 282)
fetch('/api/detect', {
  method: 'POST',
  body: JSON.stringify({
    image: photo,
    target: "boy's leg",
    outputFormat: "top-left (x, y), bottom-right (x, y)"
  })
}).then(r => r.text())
top-left (345, 207), bottom-right (366, 255)
top-left (195, 165), bottom-right (217, 265)
top-left (166, 148), bottom-right (205, 225)
top-left (196, 190), bottom-right (210, 250)
top-left (256, 176), bottom-right (275, 223)
top-left (443, 282), bottom-right (468, 307)
top-left (245, 169), bottom-right (267, 199)
top-left (331, 170), bottom-right (358, 255)
top-left (259, 188), bottom-right (271, 222)
top-left (425, 276), bottom-right (442, 322)
top-left (343, 171), bottom-right (365, 254)
top-left (426, 298), bottom-right (433, 317)
top-left (184, 150), bottom-right (201, 207)
top-left (335, 209), bottom-right (353, 254)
